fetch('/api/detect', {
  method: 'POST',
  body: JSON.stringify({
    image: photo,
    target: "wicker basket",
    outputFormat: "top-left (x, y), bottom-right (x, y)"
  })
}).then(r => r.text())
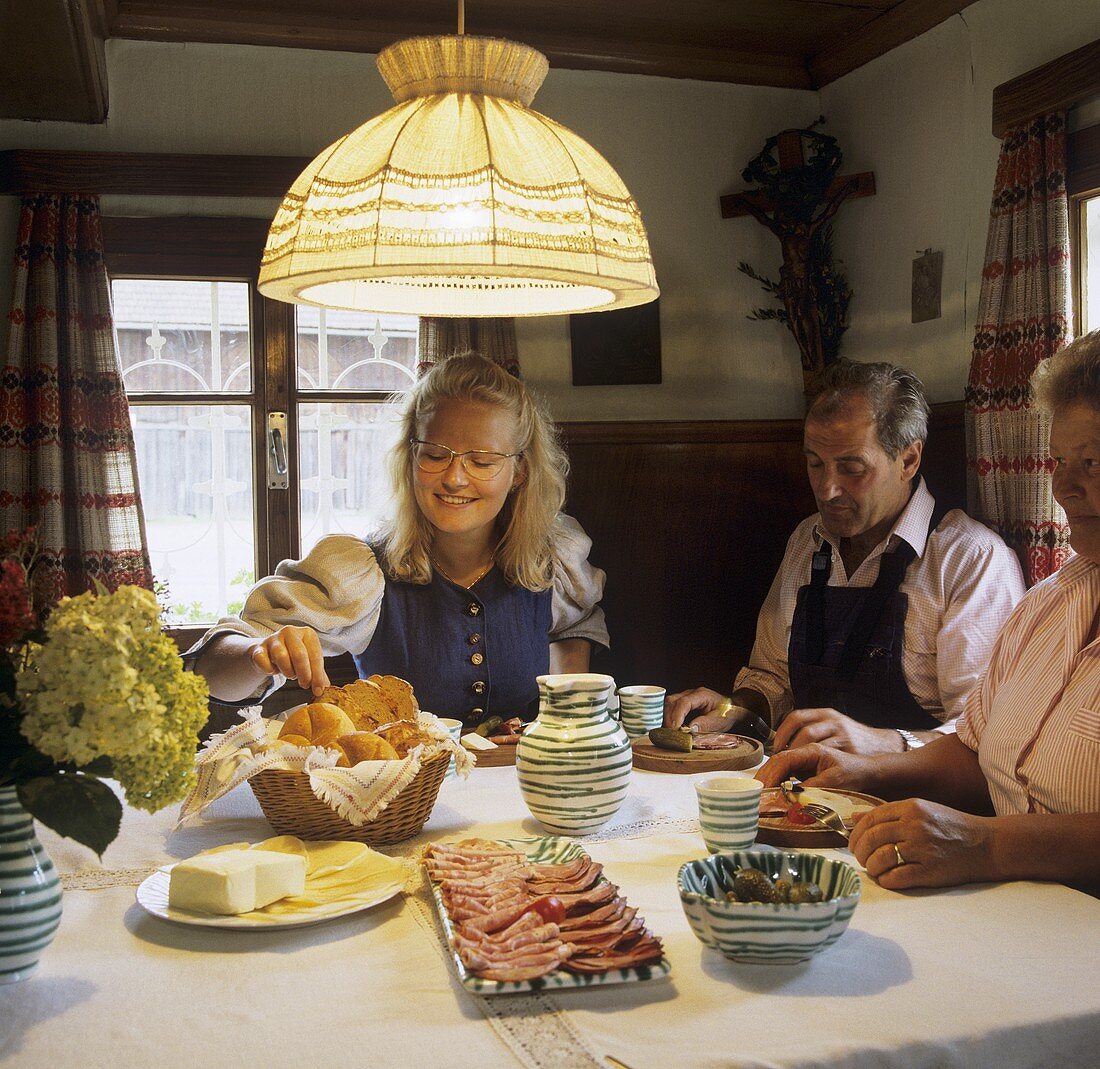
top-left (249, 752), bottom-right (450, 846)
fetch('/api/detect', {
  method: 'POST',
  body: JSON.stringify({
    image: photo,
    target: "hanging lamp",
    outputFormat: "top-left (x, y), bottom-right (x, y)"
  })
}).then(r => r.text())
top-left (258, 10), bottom-right (659, 317)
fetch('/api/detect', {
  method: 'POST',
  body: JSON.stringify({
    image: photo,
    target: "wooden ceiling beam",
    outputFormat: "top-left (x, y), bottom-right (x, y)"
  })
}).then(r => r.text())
top-left (107, 2), bottom-right (814, 88)
top-left (0, 0), bottom-right (108, 122)
top-left (992, 37), bottom-right (1100, 138)
top-left (809, 0), bottom-right (978, 88)
top-left (0, 149), bottom-right (308, 198)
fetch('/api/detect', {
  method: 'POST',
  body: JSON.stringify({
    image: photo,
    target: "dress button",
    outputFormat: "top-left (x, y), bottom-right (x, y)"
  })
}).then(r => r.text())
top-left (470, 707), bottom-right (485, 719)
top-left (466, 602), bottom-right (481, 617)
top-left (471, 681), bottom-right (486, 695)
top-left (470, 652), bottom-right (484, 666)
top-left (468, 632), bottom-right (481, 645)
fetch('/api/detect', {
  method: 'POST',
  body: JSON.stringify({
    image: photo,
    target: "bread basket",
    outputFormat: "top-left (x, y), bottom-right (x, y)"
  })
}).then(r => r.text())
top-left (249, 751), bottom-right (450, 846)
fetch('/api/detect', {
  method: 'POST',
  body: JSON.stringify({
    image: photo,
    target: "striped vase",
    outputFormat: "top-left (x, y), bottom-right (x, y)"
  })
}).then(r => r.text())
top-left (516, 673), bottom-right (632, 836)
top-left (0, 786), bottom-right (63, 984)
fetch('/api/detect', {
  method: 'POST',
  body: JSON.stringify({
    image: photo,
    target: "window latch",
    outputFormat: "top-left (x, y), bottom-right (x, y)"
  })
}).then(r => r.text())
top-left (267, 411), bottom-right (289, 489)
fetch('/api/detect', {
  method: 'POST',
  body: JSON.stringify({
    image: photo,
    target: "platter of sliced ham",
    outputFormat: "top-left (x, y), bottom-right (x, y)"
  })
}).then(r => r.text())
top-left (422, 836), bottom-right (670, 993)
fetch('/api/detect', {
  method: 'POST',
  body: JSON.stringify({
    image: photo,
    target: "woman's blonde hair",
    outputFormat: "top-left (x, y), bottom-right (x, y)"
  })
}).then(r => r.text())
top-left (1031, 330), bottom-right (1100, 416)
top-left (379, 352), bottom-right (568, 591)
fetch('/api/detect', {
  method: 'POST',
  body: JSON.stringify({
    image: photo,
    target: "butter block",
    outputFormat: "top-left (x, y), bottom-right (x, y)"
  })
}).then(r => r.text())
top-left (169, 849), bottom-right (307, 915)
top-left (460, 733), bottom-right (498, 751)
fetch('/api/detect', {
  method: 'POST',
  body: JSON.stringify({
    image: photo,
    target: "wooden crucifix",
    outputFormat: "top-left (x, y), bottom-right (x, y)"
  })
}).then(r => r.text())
top-left (720, 128), bottom-right (875, 390)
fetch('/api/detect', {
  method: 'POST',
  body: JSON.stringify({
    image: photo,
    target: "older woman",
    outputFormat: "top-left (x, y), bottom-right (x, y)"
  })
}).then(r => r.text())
top-left (759, 330), bottom-right (1100, 892)
top-left (189, 352), bottom-right (607, 727)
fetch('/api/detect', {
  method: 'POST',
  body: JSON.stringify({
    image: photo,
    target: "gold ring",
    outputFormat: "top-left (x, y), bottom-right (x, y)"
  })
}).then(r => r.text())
top-left (893, 843), bottom-right (906, 867)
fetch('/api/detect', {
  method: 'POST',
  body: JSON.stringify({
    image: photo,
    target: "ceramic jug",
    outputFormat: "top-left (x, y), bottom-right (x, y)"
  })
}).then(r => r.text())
top-left (516, 673), bottom-right (632, 835)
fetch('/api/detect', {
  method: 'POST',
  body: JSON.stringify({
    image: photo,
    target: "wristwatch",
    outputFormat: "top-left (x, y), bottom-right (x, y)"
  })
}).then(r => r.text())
top-left (897, 729), bottom-right (925, 751)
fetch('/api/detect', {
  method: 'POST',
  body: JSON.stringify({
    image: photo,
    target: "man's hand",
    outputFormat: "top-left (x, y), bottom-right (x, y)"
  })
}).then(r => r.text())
top-left (664, 687), bottom-right (744, 733)
top-left (248, 625), bottom-right (330, 696)
top-left (771, 707), bottom-right (906, 754)
top-left (755, 742), bottom-right (876, 789)
top-left (848, 798), bottom-right (997, 889)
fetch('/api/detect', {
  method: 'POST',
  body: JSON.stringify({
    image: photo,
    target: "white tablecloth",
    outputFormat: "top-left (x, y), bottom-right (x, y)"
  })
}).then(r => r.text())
top-left (3, 766), bottom-right (1099, 1069)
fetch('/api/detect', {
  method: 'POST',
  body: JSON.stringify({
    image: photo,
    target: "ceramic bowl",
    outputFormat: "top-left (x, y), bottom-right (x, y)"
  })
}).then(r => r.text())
top-left (678, 850), bottom-right (861, 964)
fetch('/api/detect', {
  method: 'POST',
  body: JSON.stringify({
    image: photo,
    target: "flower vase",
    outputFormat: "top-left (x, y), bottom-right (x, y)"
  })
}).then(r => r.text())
top-left (516, 673), bottom-right (632, 835)
top-left (0, 786), bottom-right (63, 983)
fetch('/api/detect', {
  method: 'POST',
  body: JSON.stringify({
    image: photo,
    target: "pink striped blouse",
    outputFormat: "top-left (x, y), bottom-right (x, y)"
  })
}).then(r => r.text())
top-left (958, 554), bottom-right (1100, 816)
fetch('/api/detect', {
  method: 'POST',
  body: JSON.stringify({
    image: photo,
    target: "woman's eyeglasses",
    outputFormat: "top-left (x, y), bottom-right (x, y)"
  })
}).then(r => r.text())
top-left (410, 439), bottom-right (522, 480)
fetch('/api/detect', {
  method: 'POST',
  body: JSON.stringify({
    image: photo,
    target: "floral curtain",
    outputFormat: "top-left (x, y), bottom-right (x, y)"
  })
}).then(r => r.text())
top-left (0, 193), bottom-right (152, 600)
top-left (418, 317), bottom-right (520, 377)
top-left (964, 113), bottom-right (1072, 586)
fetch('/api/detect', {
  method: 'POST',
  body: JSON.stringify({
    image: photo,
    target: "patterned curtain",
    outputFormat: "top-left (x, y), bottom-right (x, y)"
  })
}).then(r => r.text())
top-left (964, 113), bottom-right (1071, 586)
top-left (0, 193), bottom-right (153, 599)
top-left (418, 317), bottom-right (520, 377)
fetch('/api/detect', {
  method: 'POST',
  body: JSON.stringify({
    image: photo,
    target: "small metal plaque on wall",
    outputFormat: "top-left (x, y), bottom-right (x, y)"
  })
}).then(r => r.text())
top-left (570, 299), bottom-right (661, 386)
top-left (912, 249), bottom-right (943, 323)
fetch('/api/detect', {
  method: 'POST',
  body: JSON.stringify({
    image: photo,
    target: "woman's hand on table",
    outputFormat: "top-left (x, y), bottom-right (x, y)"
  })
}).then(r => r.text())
top-left (848, 798), bottom-right (996, 889)
top-left (249, 625), bottom-right (330, 696)
top-left (755, 742), bottom-right (875, 789)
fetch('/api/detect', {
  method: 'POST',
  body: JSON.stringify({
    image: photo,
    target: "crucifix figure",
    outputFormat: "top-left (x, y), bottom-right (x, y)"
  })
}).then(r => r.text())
top-left (721, 127), bottom-right (875, 390)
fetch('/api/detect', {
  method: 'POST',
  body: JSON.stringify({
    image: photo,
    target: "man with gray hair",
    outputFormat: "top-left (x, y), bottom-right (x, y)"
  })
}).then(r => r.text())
top-left (666, 360), bottom-right (1026, 755)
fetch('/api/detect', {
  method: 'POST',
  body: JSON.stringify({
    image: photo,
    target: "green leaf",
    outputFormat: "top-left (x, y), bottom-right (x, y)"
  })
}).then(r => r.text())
top-left (18, 774), bottom-right (122, 858)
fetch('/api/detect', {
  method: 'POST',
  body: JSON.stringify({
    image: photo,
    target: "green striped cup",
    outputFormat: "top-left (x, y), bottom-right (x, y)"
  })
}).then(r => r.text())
top-left (695, 773), bottom-right (762, 852)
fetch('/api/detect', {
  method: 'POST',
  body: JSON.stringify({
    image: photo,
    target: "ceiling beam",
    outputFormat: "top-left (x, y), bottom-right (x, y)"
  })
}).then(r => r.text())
top-left (107, 3), bottom-right (814, 88)
top-left (0, 150), bottom-right (308, 197)
top-left (992, 37), bottom-right (1100, 137)
top-left (809, 0), bottom-right (978, 88)
top-left (0, 0), bottom-right (108, 122)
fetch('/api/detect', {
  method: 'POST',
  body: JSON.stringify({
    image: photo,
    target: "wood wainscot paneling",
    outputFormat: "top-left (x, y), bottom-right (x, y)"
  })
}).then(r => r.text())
top-left (560, 401), bottom-right (966, 695)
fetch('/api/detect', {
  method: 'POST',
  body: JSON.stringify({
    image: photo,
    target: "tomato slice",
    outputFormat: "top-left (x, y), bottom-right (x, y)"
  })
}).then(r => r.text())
top-left (526, 895), bottom-right (565, 924)
top-left (786, 803), bottom-right (817, 826)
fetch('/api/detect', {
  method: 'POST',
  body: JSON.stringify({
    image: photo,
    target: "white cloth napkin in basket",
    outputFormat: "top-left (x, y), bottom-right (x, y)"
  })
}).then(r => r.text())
top-left (178, 709), bottom-right (471, 828)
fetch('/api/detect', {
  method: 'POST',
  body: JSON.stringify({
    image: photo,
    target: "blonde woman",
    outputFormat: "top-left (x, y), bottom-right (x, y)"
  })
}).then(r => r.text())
top-left (191, 353), bottom-right (607, 727)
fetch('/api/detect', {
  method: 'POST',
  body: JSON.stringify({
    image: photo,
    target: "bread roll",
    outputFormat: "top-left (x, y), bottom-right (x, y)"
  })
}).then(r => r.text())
top-left (334, 731), bottom-right (399, 766)
top-left (279, 703), bottom-right (356, 748)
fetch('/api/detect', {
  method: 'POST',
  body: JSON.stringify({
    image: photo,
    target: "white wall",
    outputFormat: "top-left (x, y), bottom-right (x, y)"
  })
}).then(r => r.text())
top-left (1, 0), bottom-right (1098, 417)
top-left (820, 0), bottom-right (1100, 402)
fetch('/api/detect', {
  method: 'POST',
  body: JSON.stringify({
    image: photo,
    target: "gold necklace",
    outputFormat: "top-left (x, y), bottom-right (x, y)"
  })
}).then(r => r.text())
top-left (430, 554), bottom-right (495, 589)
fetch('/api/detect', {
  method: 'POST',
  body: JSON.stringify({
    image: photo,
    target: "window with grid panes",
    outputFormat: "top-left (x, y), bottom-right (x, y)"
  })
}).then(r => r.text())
top-left (104, 217), bottom-right (418, 640)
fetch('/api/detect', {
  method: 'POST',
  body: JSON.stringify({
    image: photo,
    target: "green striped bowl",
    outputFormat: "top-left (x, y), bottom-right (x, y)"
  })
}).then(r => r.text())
top-left (678, 850), bottom-right (860, 964)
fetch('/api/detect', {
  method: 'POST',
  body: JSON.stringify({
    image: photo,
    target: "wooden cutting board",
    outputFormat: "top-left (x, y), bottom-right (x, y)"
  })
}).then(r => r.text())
top-left (467, 742), bottom-right (518, 767)
top-left (631, 735), bottom-right (763, 773)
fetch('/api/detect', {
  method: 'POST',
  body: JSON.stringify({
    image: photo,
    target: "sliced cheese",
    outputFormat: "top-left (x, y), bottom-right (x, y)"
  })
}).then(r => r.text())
top-left (168, 848), bottom-right (306, 915)
top-left (460, 733), bottom-right (498, 751)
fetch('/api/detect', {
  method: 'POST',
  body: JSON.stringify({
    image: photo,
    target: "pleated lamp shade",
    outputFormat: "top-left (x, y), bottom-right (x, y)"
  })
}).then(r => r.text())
top-left (258, 35), bottom-right (659, 317)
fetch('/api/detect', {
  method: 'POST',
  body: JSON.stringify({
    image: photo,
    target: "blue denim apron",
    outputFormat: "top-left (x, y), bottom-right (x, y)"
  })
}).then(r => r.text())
top-left (787, 510), bottom-right (944, 730)
top-left (353, 559), bottom-right (552, 729)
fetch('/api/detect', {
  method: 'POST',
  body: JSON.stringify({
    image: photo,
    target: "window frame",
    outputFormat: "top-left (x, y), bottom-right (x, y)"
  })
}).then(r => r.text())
top-left (1068, 122), bottom-right (1100, 338)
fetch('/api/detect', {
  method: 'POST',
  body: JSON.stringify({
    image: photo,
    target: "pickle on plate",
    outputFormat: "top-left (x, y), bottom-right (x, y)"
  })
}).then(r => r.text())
top-left (648, 726), bottom-right (693, 752)
top-left (473, 715), bottom-right (504, 738)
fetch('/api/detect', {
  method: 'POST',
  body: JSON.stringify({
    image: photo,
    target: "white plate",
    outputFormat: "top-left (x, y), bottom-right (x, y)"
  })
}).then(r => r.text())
top-left (136, 865), bottom-right (404, 931)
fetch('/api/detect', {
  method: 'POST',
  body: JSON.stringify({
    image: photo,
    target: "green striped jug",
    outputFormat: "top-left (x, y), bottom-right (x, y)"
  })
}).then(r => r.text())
top-left (0, 786), bottom-right (63, 984)
top-left (516, 673), bottom-right (632, 835)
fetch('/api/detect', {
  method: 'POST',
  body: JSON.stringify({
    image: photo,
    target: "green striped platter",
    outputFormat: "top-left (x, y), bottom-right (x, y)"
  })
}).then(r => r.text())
top-left (427, 836), bottom-right (671, 995)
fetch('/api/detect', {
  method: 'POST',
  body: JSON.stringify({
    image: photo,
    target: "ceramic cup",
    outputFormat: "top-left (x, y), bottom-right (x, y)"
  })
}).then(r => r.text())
top-left (438, 718), bottom-right (463, 779)
top-left (617, 685), bottom-right (665, 738)
top-left (695, 773), bottom-right (763, 853)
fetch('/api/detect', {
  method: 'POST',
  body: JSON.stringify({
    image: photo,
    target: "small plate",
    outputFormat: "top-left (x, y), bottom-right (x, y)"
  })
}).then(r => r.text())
top-left (756, 788), bottom-right (885, 848)
top-left (428, 836), bottom-right (672, 995)
top-left (137, 863), bottom-right (405, 931)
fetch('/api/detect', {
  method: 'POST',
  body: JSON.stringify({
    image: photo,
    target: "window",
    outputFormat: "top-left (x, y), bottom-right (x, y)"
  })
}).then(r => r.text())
top-left (105, 217), bottom-right (418, 633)
top-left (1070, 122), bottom-right (1100, 335)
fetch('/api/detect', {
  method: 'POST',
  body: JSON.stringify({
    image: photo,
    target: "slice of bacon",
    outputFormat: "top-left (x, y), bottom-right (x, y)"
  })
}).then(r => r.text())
top-left (691, 732), bottom-right (754, 750)
top-left (556, 880), bottom-right (618, 911)
top-left (556, 896), bottom-right (627, 930)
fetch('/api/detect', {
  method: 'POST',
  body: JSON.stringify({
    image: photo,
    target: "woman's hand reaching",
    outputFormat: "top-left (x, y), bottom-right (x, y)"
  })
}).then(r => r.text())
top-left (249, 625), bottom-right (330, 696)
